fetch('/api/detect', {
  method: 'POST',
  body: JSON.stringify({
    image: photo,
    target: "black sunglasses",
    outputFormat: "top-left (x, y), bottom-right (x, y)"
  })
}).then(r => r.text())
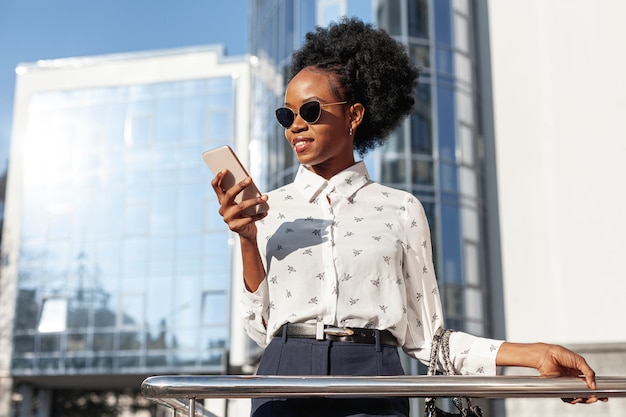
top-left (275, 100), bottom-right (347, 128)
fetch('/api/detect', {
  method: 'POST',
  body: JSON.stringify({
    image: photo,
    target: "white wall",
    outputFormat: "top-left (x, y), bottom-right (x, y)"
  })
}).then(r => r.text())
top-left (488, 0), bottom-right (626, 345)
top-left (488, 3), bottom-right (626, 415)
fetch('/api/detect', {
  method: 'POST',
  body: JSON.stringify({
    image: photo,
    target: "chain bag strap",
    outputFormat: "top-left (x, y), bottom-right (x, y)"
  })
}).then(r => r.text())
top-left (424, 329), bottom-right (484, 417)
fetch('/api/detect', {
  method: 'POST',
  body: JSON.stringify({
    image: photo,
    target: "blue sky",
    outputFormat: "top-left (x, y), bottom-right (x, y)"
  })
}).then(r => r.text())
top-left (0, 0), bottom-right (249, 171)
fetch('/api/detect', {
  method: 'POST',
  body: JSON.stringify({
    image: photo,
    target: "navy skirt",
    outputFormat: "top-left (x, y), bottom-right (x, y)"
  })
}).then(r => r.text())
top-left (250, 330), bottom-right (409, 417)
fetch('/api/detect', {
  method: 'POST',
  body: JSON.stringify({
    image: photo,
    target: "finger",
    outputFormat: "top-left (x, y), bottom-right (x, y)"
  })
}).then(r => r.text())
top-left (211, 170), bottom-right (228, 195)
top-left (222, 176), bottom-right (252, 204)
top-left (250, 210), bottom-right (269, 221)
top-left (576, 360), bottom-right (597, 390)
top-left (221, 195), bottom-right (266, 221)
top-left (234, 195), bottom-right (269, 219)
top-left (552, 346), bottom-right (596, 390)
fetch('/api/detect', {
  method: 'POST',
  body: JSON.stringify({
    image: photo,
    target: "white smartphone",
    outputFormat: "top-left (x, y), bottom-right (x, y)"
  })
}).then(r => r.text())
top-left (202, 145), bottom-right (269, 215)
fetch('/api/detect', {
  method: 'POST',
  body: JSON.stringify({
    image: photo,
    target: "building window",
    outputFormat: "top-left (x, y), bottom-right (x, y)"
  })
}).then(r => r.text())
top-left (408, 0), bottom-right (429, 39)
top-left (37, 297), bottom-right (67, 333)
top-left (201, 290), bottom-right (228, 326)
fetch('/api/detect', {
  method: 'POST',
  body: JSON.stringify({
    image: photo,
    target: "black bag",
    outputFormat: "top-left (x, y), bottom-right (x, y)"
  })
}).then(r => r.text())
top-left (424, 328), bottom-right (484, 417)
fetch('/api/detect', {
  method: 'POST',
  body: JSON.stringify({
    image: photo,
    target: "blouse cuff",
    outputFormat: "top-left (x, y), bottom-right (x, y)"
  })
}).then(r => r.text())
top-left (450, 331), bottom-right (504, 376)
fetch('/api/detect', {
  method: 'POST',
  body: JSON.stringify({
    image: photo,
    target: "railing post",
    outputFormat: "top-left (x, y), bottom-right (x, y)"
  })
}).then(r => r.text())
top-left (189, 398), bottom-right (195, 417)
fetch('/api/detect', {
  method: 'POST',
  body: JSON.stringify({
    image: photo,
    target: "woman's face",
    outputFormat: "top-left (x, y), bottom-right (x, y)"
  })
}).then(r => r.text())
top-left (282, 68), bottom-right (357, 179)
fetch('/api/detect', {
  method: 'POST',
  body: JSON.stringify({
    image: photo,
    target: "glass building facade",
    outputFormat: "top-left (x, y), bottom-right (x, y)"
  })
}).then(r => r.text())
top-left (250, 0), bottom-right (493, 340)
top-left (12, 78), bottom-right (234, 376)
top-left (377, 0), bottom-right (491, 336)
top-left (1, 47), bottom-right (252, 415)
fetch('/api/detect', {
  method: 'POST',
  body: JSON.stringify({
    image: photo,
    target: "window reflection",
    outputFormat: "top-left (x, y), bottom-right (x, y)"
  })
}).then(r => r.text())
top-left (464, 287), bottom-right (484, 321)
top-left (173, 351), bottom-right (198, 367)
top-left (409, 43), bottom-right (430, 69)
top-left (408, 0), bottom-right (429, 38)
top-left (436, 46), bottom-right (454, 75)
top-left (201, 290), bottom-right (228, 326)
top-left (38, 297), bottom-right (67, 333)
top-left (380, 158), bottom-right (406, 184)
top-left (408, 82), bottom-right (431, 163)
top-left (94, 304), bottom-right (117, 328)
top-left (118, 356), bottom-right (141, 368)
top-left (146, 355), bottom-right (167, 367)
top-left (181, 96), bottom-right (206, 143)
top-left (119, 331), bottom-right (142, 350)
top-left (124, 203), bottom-right (149, 235)
top-left (39, 358), bottom-right (60, 371)
top-left (411, 159), bottom-right (433, 186)
top-left (13, 78), bottom-right (233, 374)
top-left (13, 335), bottom-right (35, 353)
top-left (200, 327), bottom-right (227, 349)
top-left (67, 334), bottom-right (87, 352)
top-left (40, 334), bottom-right (61, 352)
top-left (207, 110), bottom-right (232, 140)
top-left (376, 0), bottom-right (402, 36)
top-left (93, 333), bottom-right (114, 351)
top-left (440, 202), bottom-right (462, 284)
top-left (128, 114), bottom-right (153, 147)
top-left (440, 162), bottom-right (459, 193)
top-left (65, 356), bottom-right (87, 369)
top-left (176, 235), bottom-right (204, 260)
top-left (178, 183), bottom-right (203, 234)
top-left (155, 98), bottom-right (181, 144)
top-left (384, 128), bottom-right (404, 153)
top-left (436, 85), bottom-right (456, 161)
top-left (169, 330), bottom-right (197, 351)
top-left (145, 278), bottom-right (173, 329)
top-left (434, 0), bottom-right (453, 45)
top-left (119, 293), bottom-right (144, 327)
top-left (92, 356), bottom-right (113, 369)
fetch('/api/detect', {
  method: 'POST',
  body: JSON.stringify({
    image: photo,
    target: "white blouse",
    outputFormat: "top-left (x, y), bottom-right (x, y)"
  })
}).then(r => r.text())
top-left (242, 161), bottom-right (502, 375)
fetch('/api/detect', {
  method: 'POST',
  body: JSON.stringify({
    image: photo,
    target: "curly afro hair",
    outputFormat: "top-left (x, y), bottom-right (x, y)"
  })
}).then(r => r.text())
top-left (290, 17), bottom-right (419, 155)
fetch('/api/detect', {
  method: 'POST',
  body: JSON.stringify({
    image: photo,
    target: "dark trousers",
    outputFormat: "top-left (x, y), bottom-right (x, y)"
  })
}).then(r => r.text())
top-left (251, 329), bottom-right (409, 417)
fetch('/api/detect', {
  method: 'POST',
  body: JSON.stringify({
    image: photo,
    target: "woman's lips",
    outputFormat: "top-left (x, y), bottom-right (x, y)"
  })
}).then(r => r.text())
top-left (292, 138), bottom-right (313, 152)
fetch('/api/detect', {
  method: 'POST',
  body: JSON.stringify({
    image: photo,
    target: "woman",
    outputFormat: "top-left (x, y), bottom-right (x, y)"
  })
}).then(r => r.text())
top-left (212, 17), bottom-right (601, 417)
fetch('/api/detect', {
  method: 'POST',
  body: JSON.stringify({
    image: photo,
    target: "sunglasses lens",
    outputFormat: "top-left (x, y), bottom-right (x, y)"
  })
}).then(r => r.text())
top-left (275, 108), bottom-right (294, 128)
top-left (300, 101), bottom-right (321, 123)
top-left (275, 101), bottom-right (323, 128)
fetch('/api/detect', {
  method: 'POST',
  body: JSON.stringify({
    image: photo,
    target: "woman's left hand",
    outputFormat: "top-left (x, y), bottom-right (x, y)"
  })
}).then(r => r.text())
top-left (534, 343), bottom-right (607, 404)
top-left (497, 342), bottom-right (608, 404)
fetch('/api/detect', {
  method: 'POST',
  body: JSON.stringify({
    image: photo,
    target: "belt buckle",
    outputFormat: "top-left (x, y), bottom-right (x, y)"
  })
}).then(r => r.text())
top-left (323, 326), bottom-right (355, 337)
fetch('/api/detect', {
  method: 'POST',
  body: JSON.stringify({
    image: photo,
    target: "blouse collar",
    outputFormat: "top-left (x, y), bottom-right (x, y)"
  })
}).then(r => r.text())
top-left (293, 161), bottom-right (371, 203)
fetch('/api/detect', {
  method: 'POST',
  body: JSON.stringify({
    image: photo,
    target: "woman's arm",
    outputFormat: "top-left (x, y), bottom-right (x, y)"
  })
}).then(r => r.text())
top-left (239, 234), bottom-right (266, 292)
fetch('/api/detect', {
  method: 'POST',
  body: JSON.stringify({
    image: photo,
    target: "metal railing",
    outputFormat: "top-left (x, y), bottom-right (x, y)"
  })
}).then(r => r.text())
top-left (141, 375), bottom-right (626, 417)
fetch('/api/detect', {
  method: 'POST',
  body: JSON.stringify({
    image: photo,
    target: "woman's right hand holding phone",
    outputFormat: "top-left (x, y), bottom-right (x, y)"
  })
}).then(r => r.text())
top-left (212, 170), bottom-right (269, 240)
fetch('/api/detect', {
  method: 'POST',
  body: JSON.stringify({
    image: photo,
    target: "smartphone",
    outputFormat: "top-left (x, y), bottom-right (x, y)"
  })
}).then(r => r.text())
top-left (202, 145), bottom-right (269, 216)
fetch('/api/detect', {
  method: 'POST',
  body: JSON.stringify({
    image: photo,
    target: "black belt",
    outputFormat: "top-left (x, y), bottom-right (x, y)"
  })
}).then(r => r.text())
top-left (276, 323), bottom-right (398, 346)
